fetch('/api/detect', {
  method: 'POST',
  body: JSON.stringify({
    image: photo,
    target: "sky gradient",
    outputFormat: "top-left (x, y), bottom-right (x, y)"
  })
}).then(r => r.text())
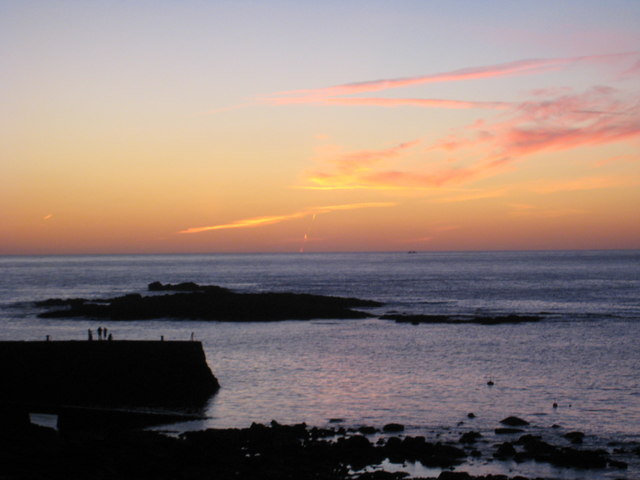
top-left (2, 0), bottom-right (639, 254)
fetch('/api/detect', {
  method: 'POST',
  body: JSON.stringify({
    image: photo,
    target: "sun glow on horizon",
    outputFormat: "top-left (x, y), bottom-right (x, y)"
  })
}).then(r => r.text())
top-left (2, 2), bottom-right (640, 254)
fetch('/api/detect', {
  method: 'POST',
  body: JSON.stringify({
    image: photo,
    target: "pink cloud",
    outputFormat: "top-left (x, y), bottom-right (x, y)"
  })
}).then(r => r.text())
top-left (428, 86), bottom-right (640, 165)
top-left (618, 59), bottom-right (640, 79)
top-left (264, 52), bottom-right (638, 105)
top-left (209, 52), bottom-right (639, 116)
top-left (273, 57), bottom-right (575, 99)
top-left (300, 86), bottom-right (640, 191)
top-left (304, 141), bottom-right (421, 189)
top-left (486, 87), bottom-right (640, 160)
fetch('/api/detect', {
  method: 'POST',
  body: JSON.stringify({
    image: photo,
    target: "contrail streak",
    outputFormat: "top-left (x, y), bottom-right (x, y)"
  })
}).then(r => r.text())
top-left (178, 202), bottom-right (396, 234)
top-left (299, 214), bottom-right (317, 253)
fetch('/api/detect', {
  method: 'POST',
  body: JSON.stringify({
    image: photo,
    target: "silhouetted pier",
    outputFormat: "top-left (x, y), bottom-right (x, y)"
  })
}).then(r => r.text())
top-left (0, 340), bottom-right (219, 408)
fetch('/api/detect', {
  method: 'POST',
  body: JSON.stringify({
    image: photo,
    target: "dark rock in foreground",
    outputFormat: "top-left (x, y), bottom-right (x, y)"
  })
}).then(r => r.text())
top-left (509, 434), bottom-right (615, 469)
top-left (493, 442), bottom-right (517, 458)
top-left (36, 282), bottom-right (383, 321)
top-left (494, 427), bottom-right (524, 435)
top-left (383, 423), bottom-right (405, 433)
top-left (0, 340), bottom-right (219, 407)
top-left (459, 431), bottom-right (482, 444)
top-left (564, 431), bottom-right (585, 444)
top-left (0, 420), bottom-right (631, 480)
top-left (381, 314), bottom-right (542, 325)
top-left (500, 416), bottom-right (530, 426)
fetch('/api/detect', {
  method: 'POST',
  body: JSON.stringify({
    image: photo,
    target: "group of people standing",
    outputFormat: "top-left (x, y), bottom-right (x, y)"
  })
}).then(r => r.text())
top-left (88, 326), bottom-right (112, 341)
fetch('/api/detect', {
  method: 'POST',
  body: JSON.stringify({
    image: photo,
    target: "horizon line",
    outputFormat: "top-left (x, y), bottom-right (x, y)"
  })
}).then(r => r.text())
top-left (1, 247), bottom-right (638, 257)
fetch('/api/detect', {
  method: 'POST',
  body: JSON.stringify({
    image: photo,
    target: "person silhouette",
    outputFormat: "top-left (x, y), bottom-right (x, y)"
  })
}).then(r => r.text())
top-left (97, 327), bottom-right (103, 340)
top-left (88, 329), bottom-right (93, 341)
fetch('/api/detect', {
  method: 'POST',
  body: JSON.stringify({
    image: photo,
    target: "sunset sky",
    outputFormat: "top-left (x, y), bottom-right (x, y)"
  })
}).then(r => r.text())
top-left (2, 1), bottom-right (639, 254)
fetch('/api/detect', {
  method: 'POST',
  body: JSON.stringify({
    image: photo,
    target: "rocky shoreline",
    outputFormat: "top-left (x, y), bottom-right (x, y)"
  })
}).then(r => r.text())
top-left (2, 415), bottom-right (637, 480)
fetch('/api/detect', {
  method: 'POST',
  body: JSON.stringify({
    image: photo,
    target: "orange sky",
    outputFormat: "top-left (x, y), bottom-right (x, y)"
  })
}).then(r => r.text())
top-left (2, 2), bottom-right (639, 254)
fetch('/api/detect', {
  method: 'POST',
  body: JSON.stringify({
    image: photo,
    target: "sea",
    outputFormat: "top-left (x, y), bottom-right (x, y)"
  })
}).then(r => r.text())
top-left (1, 250), bottom-right (639, 479)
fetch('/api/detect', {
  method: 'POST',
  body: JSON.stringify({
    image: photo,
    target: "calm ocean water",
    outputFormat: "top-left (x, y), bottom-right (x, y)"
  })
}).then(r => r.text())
top-left (1, 250), bottom-right (639, 478)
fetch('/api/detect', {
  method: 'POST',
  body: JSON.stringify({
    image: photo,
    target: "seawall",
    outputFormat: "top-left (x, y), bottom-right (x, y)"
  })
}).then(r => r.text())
top-left (0, 340), bottom-right (220, 407)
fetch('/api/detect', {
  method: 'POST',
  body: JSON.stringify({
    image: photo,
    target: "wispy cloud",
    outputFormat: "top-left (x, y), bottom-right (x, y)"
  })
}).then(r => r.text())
top-left (303, 140), bottom-right (421, 190)
top-left (618, 59), bottom-right (640, 80)
top-left (178, 202), bottom-right (397, 234)
top-left (259, 52), bottom-right (638, 109)
top-left (271, 54), bottom-right (629, 98)
top-left (208, 52), bottom-right (639, 117)
top-left (300, 85), bottom-right (640, 191)
top-left (432, 173), bottom-right (631, 205)
top-left (487, 87), bottom-right (640, 157)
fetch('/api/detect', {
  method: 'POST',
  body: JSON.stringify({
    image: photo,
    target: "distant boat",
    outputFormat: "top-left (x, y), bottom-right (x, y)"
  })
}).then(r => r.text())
top-left (407, 250), bottom-right (417, 254)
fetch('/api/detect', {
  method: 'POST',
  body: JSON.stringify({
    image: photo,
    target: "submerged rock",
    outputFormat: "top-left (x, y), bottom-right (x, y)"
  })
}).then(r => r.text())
top-left (437, 472), bottom-right (472, 479)
top-left (549, 447), bottom-right (609, 469)
top-left (459, 431), bottom-right (482, 444)
top-left (381, 314), bottom-right (542, 325)
top-left (358, 426), bottom-right (378, 435)
top-left (608, 459), bottom-right (628, 469)
top-left (493, 442), bottom-right (516, 458)
top-left (564, 431), bottom-right (585, 444)
top-left (500, 416), bottom-right (530, 427)
top-left (382, 423), bottom-right (405, 433)
top-left (494, 428), bottom-right (524, 435)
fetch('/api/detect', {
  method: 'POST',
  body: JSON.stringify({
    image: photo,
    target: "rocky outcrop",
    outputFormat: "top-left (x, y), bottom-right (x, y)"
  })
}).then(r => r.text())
top-left (36, 282), bottom-right (383, 321)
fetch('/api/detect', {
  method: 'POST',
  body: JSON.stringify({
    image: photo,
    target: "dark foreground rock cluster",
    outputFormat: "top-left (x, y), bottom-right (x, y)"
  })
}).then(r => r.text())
top-left (1, 417), bottom-right (636, 480)
top-left (37, 282), bottom-right (383, 321)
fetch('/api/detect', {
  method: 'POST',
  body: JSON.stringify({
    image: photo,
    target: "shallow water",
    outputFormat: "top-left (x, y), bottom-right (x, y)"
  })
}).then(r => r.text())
top-left (1, 251), bottom-right (639, 478)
